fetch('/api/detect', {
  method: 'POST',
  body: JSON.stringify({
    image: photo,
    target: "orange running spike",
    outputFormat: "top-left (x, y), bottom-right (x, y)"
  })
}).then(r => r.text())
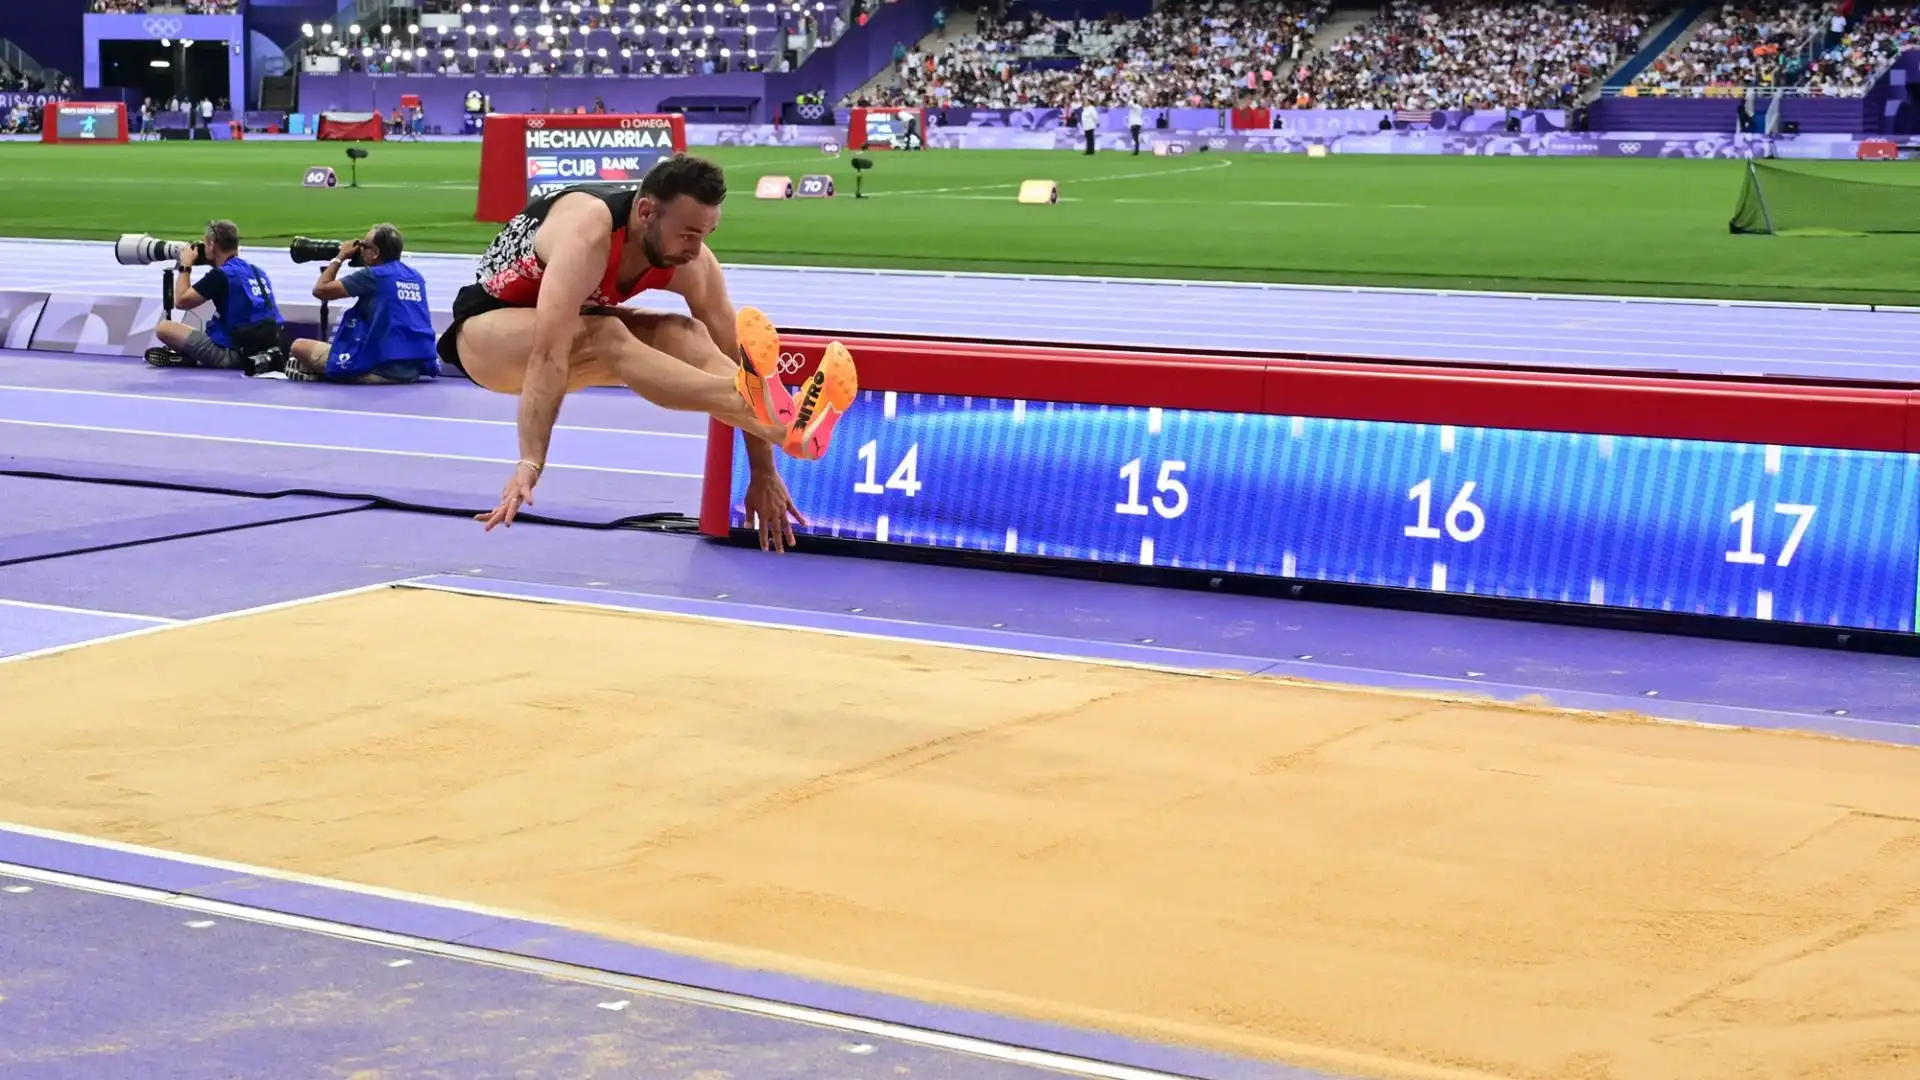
top-left (783, 341), bottom-right (858, 460)
top-left (734, 306), bottom-right (797, 427)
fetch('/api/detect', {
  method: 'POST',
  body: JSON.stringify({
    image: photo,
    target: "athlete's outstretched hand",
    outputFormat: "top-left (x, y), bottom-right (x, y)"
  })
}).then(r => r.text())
top-left (478, 461), bottom-right (540, 531)
top-left (744, 467), bottom-right (806, 553)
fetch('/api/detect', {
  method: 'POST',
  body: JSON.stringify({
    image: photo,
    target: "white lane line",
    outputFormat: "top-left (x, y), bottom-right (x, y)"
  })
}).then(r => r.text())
top-left (0, 385), bottom-right (704, 441)
top-left (0, 858), bottom-right (1224, 1080)
top-left (0, 598), bottom-right (177, 624)
top-left (0, 419), bottom-right (701, 479)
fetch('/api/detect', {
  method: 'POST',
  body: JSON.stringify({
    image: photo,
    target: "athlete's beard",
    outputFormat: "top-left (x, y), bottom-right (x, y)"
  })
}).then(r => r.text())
top-left (641, 223), bottom-right (680, 268)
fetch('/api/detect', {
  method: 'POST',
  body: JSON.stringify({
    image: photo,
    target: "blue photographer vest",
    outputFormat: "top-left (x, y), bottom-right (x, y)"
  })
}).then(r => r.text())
top-left (205, 257), bottom-right (284, 349)
top-left (331, 261), bottom-right (437, 374)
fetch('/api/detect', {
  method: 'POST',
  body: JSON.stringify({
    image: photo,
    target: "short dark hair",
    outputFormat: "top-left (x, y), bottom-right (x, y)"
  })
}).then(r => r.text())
top-left (205, 219), bottom-right (240, 255)
top-left (639, 153), bottom-right (726, 207)
top-left (368, 223), bottom-right (404, 263)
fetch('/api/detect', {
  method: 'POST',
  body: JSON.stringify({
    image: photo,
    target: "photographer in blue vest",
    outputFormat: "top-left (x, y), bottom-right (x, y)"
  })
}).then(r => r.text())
top-left (149, 219), bottom-right (287, 371)
top-left (285, 224), bottom-right (439, 384)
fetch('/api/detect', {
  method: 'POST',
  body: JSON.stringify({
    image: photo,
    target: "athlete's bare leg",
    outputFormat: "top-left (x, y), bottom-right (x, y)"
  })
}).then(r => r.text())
top-left (597, 308), bottom-right (735, 377)
top-left (599, 306), bottom-right (856, 461)
top-left (452, 307), bottom-right (787, 445)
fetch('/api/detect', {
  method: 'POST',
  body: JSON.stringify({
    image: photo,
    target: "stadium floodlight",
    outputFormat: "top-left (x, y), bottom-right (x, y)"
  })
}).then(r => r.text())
top-left (514, 23), bottom-right (527, 35)
top-left (550, 46), bottom-right (562, 57)
top-left (621, 46), bottom-right (632, 56)
top-left (182, 38), bottom-right (194, 46)
top-left (537, 23), bottom-right (552, 35)
top-left (159, 36), bottom-right (171, 46)
top-left (646, 46), bottom-right (656, 56)
top-left (381, 23), bottom-right (392, 34)
top-left (409, 24), bottom-right (420, 34)
top-left (703, 24), bottom-right (713, 34)
top-left (350, 23), bottom-right (361, 34)
top-left (696, 2), bottom-right (706, 10)
top-left (747, 46), bottom-right (755, 57)
top-left (487, 24), bottom-right (499, 34)
top-left (362, 45), bottom-right (373, 56)
top-left (720, 46), bottom-right (730, 57)
top-left (597, 46), bottom-right (607, 56)
top-left (301, 22), bottom-right (314, 36)
top-left (478, 4), bottom-right (491, 13)
top-left (630, 2), bottom-right (640, 10)
top-left (322, 22), bottom-right (333, 34)
top-left (746, 25), bottom-right (756, 34)
top-left (575, 47), bottom-right (585, 56)
top-left (149, 59), bottom-right (169, 68)
top-left (461, 2), bottom-right (472, 11)
top-left (765, 3), bottom-right (773, 10)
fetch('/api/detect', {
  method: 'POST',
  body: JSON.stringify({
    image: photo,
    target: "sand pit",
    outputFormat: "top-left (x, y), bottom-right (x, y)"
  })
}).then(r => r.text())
top-left (2, 585), bottom-right (1916, 1080)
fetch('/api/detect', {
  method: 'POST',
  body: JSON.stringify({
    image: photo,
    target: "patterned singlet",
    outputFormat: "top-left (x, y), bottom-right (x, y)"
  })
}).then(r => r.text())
top-left (471, 182), bottom-right (677, 311)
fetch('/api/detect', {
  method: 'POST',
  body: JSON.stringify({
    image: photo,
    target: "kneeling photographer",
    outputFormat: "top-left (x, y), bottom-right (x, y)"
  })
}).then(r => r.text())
top-left (144, 220), bottom-right (287, 372)
top-left (286, 225), bottom-right (438, 384)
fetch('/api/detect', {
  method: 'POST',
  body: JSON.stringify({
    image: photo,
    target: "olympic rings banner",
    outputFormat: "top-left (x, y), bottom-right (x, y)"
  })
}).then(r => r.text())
top-left (83, 14), bottom-right (245, 116)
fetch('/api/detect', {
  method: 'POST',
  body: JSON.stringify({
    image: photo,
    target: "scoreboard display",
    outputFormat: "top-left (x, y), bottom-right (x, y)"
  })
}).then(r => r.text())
top-left (475, 113), bottom-right (688, 221)
top-left (729, 391), bottom-right (1920, 634)
top-left (42, 102), bottom-right (126, 144)
top-left (848, 107), bottom-right (927, 150)
top-left (522, 115), bottom-right (679, 200)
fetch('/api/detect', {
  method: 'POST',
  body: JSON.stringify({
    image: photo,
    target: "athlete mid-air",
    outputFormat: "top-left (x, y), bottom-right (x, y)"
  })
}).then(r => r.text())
top-left (436, 153), bottom-right (855, 549)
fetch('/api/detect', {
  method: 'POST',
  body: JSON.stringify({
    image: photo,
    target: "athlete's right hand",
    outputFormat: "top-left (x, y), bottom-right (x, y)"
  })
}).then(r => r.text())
top-left (478, 461), bottom-right (540, 531)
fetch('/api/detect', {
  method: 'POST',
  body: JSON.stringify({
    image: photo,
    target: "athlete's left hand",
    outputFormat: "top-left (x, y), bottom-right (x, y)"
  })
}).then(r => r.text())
top-left (744, 467), bottom-right (805, 553)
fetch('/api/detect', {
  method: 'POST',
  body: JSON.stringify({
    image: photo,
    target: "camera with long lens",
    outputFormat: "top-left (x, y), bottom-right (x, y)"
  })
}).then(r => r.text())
top-left (115, 234), bottom-right (206, 267)
top-left (289, 236), bottom-right (366, 268)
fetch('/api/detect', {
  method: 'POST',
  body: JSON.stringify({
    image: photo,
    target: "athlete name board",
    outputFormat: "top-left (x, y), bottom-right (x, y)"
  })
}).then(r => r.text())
top-left (524, 116), bottom-right (678, 200)
top-left (43, 101), bottom-right (127, 144)
top-left (475, 113), bottom-right (689, 220)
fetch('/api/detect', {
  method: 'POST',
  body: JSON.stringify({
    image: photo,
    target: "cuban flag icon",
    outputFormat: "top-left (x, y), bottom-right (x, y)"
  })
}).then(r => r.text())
top-left (526, 155), bottom-right (562, 179)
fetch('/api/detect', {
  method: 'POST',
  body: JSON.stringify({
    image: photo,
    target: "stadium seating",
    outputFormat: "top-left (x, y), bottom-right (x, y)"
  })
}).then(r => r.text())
top-left (868, 0), bottom-right (1670, 110)
top-left (89, 1), bottom-right (242, 12)
top-left (1630, 1), bottom-right (1827, 93)
top-left (869, 0), bottom-right (1331, 108)
top-left (1800, 3), bottom-right (1920, 94)
top-left (1291, 1), bottom-right (1661, 110)
top-left (302, 0), bottom-right (827, 77)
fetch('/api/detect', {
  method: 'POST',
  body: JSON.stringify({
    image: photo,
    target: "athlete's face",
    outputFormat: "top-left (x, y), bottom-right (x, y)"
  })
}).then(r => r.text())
top-left (637, 194), bottom-right (719, 268)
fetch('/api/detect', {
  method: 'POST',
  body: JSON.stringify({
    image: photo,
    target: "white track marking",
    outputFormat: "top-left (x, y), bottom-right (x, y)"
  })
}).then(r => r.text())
top-left (0, 419), bottom-right (700, 479)
top-left (0, 579), bottom-right (424, 667)
top-left (0, 598), bottom-right (177, 624)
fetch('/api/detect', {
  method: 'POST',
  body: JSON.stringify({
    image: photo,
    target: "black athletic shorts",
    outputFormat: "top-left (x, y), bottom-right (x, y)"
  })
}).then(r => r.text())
top-left (437, 282), bottom-right (513, 382)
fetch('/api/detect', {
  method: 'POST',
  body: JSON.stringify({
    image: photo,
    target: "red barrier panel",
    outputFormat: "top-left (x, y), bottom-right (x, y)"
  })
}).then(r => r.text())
top-left (701, 333), bottom-right (1920, 537)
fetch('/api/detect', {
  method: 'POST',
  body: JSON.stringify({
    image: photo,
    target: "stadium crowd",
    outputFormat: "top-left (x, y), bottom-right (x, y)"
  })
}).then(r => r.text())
top-left (1800, 2), bottom-right (1920, 93)
top-left (1629, 1), bottom-right (1825, 91)
top-left (871, 0), bottom-right (1330, 108)
top-left (1290, 1), bottom-right (1659, 108)
top-left (88, 0), bottom-right (242, 12)
top-left (869, 0), bottom-right (1664, 111)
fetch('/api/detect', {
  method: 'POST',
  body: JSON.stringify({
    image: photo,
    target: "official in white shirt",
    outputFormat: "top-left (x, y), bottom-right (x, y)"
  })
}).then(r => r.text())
top-left (1081, 102), bottom-right (1098, 155)
top-left (1128, 101), bottom-right (1144, 155)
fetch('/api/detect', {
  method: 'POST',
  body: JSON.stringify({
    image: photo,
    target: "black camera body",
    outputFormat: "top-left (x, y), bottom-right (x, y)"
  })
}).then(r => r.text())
top-left (290, 236), bottom-right (367, 268)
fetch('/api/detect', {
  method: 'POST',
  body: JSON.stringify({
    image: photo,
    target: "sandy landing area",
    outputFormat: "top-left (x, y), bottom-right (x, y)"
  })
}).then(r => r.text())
top-left (1, 586), bottom-right (1916, 1080)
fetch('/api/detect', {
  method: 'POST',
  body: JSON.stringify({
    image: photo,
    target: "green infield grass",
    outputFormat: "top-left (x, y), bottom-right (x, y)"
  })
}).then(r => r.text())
top-left (0, 140), bottom-right (1915, 305)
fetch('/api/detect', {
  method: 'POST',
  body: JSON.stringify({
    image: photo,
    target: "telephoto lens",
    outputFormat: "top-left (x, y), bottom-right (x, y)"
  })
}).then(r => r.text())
top-left (289, 236), bottom-right (365, 267)
top-left (114, 234), bottom-right (187, 267)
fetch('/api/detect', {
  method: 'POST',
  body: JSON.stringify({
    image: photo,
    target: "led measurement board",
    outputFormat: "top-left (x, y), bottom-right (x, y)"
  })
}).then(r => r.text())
top-left (729, 391), bottom-right (1920, 633)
